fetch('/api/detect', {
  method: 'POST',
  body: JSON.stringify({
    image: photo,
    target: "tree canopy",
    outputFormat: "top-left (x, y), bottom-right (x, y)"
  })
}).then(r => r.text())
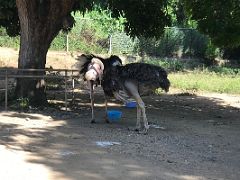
top-left (0, 0), bottom-right (171, 39)
top-left (1, 0), bottom-right (239, 48)
top-left (0, 0), bottom-right (19, 36)
top-left (184, 0), bottom-right (240, 48)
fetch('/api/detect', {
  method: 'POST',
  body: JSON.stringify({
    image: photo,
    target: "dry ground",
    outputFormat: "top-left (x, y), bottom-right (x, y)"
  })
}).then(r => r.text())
top-left (0, 90), bottom-right (240, 180)
top-left (0, 47), bottom-right (240, 180)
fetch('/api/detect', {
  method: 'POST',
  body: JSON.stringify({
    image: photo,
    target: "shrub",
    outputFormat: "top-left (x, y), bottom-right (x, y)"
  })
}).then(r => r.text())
top-left (182, 29), bottom-right (208, 58)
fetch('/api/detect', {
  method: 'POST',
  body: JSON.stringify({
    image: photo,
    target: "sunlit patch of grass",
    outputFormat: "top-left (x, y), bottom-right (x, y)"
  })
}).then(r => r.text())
top-left (169, 71), bottom-right (240, 94)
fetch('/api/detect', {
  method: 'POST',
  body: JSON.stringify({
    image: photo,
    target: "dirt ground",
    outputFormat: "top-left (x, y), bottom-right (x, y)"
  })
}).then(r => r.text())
top-left (0, 89), bottom-right (240, 180)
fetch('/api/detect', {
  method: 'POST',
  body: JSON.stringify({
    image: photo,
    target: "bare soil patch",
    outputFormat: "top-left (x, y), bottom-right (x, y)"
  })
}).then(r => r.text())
top-left (0, 90), bottom-right (239, 180)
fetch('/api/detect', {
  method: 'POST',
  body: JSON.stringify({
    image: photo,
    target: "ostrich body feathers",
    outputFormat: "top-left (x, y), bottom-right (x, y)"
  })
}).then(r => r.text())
top-left (103, 63), bottom-right (170, 97)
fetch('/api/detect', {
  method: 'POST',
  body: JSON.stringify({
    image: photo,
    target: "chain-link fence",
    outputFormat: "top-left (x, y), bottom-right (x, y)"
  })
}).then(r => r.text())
top-left (0, 18), bottom-right (211, 59)
top-left (50, 17), bottom-right (139, 55)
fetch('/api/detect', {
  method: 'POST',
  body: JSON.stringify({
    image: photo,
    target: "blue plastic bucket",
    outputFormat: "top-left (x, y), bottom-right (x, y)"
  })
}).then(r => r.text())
top-left (107, 110), bottom-right (122, 122)
top-left (125, 101), bottom-right (137, 108)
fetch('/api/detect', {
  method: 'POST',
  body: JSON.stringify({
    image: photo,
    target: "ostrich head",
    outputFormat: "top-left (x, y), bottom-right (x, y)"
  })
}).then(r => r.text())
top-left (109, 55), bottom-right (122, 66)
top-left (160, 78), bottom-right (170, 92)
top-left (102, 55), bottom-right (122, 79)
top-left (158, 71), bottom-right (170, 92)
top-left (85, 58), bottom-right (104, 81)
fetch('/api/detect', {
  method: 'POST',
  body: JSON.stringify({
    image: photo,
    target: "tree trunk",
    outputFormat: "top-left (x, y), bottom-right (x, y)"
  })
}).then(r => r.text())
top-left (15, 0), bottom-right (75, 106)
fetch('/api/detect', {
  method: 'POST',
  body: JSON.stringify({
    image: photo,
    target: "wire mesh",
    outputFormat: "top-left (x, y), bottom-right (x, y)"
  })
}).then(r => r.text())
top-left (0, 18), bottom-right (209, 58)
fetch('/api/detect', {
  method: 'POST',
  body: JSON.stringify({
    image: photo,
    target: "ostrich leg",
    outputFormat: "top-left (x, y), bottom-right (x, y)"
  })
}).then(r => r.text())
top-left (134, 95), bottom-right (149, 134)
top-left (136, 104), bottom-right (141, 131)
top-left (113, 92), bottom-right (128, 103)
top-left (89, 81), bottom-right (95, 123)
top-left (124, 81), bottom-right (149, 134)
top-left (104, 96), bottom-right (110, 123)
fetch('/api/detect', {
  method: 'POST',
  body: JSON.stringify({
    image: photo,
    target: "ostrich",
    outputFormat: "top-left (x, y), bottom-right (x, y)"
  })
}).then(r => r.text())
top-left (80, 55), bottom-right (170, 134)
top-left (102, 63), bottom-right (170, 134)
top-left (79, 54), bottom-right (122, 123)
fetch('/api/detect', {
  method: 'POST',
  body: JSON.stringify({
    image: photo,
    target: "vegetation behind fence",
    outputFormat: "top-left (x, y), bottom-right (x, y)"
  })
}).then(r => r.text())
top-left (0, 9), bottom-right (220, 61)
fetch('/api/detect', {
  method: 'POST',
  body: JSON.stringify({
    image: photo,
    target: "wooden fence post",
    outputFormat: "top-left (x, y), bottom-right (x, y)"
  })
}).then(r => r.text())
top-left (65, 70), bottom-right (67, 110)
top-left (5, 69), bottom-right (8, 111)
top-left (71, 70), bottom-right (75, 103)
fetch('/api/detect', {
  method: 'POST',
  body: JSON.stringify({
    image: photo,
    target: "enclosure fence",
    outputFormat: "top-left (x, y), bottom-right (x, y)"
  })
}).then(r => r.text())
top-left (0, 68), bottom-right (81, 111)
top-left (0, 17), bottom-right (208, 58)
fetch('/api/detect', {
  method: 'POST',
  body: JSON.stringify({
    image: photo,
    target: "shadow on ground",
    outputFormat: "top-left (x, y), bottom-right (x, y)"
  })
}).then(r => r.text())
top-left (0, 91), bottom-right (239, 180)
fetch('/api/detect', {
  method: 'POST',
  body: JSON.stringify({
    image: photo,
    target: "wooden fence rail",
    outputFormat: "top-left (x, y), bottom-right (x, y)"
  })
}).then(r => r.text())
top-left (0, 68), bottom-right (81, 111)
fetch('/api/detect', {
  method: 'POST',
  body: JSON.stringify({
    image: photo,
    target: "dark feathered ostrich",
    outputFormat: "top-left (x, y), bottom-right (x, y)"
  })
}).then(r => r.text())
top-left (79, 54), bottom-right (122, 123)
top-left (102, 63), bottom-right (170, 134)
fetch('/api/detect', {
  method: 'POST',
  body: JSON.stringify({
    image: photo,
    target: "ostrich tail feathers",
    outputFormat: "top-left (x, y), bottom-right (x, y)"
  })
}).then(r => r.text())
top-left (75, 54), bottom-right (92, 75)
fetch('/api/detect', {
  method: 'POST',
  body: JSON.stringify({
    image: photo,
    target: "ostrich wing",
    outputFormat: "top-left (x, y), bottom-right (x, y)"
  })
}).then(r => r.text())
top-left (118, 63), bottom-right (170, 93)
top-left (102, 63), bottom-right (170, 99)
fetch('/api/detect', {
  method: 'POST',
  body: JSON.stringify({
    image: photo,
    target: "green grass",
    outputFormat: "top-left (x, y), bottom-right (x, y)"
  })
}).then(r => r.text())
top-left (144, 57), bottom-right (240, 94)
top-left (0, 35), bottom-right (20, 49)
top-left (169, 71), bottom-right (240, 94)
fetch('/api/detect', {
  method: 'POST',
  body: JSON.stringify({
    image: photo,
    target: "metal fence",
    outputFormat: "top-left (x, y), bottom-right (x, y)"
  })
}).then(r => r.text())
top-left (51, 19), bottom-right (209, 58)
top-left (0, 68), bottom-right (81, 111)
top-left (0, 17), bottom-right (209, 58)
